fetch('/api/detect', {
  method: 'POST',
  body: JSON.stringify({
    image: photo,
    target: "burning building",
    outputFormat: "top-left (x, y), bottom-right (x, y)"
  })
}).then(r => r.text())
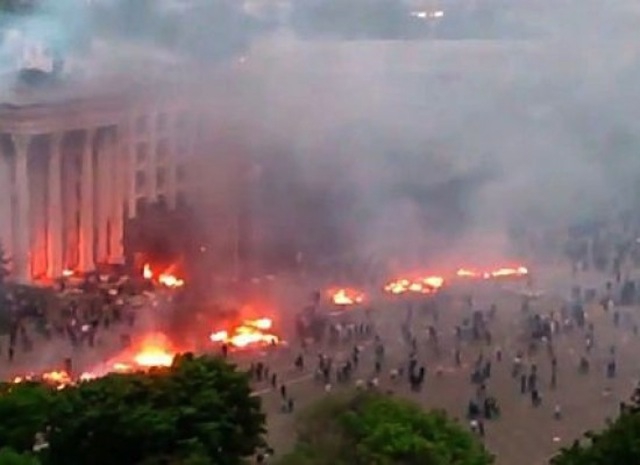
top-left (0, 0), bottom-right (260, 285)
top-left (0, 77), bottom-right (208, 283)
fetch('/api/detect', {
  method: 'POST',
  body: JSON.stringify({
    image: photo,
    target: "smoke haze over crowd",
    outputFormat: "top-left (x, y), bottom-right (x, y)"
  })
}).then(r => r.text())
top-left (241, 1), bottom-right (640, 271)
top-left (3, 0), bottom-right (640, 274)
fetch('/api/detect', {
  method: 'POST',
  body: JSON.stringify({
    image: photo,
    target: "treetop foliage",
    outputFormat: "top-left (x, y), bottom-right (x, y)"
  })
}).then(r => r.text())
top-left (279, 391), bottom-right (493, 465)
top-left (551, 385), bottom-right (640, 465)
top-left (0, 354), bottom-right (265, 465)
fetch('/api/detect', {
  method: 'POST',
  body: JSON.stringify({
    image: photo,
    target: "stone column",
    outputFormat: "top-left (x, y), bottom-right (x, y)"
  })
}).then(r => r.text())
top-left (12, 134), bottom-right (31, 283)
top-left (0, 141), bottom-right (13, 263)
top-left (79, 129), bottom-right (95, 273)
top-left (96, 131), bottom-right (110, 263)
top-left (47, 133), bottom-right (64, 278)
top-left (167, 113), bottom-right (178, 209)
top-left (148, 111), bottom-right (158, 202)
top-left (110, 129), bottom-right (124, 263)
top-left (125, 117), bottom-right (137, 219)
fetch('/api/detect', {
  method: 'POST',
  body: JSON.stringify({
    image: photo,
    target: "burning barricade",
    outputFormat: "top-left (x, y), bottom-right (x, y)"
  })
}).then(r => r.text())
top-left (384, 275), bottom-right (445, 296)
top-left (210, 317), bottom-right (280, 349)
top-left (329, 288), bottom-right (365, 306)
top-left (382, 265), bottom-right (528, 296)
top-left (455, 266), bottom-right (529, 281)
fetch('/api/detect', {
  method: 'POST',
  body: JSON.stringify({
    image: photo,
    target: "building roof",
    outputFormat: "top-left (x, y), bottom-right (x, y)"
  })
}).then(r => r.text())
top-left (0, 70), bottom-right (196, 134)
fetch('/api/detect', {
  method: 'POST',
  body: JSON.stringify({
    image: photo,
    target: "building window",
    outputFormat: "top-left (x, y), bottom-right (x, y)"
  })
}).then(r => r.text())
top-left (136, 143), bottom-right (148, 165)
top-left (177, 139), bottom-right (188, 156)
top-left (176, 164), bottom-right (187, 182)
top-left (156, 167), bottom-right (166, 189)
top-left (136, 197), bottom-right (148, 216)
top-left (135, 171), bottom-right (147, 193)
top-left (157, 113), bottom-right (168, 132)
top-left (157, 139), bottom-right (169, 161)
top-left (157, 195), bottom-right (168, 210)
top-left (177, 114), bottom-right (188, 130)
top-left (176, 191), bottom-right (187, 208)
top-left (136, 116), bottom-right (148, 133)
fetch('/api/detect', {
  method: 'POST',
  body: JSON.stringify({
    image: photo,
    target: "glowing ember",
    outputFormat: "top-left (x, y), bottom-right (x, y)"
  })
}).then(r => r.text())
top-left (489, 266), bottom-right (528, 278)
top-left (112, 363), bottom-right (132, 372)
top-left (210, 318), bottom-right (279, 348)
top-left (41, 370), bottom-right (72, 385)
top-left (384, 276), bottom-right (445, 295)
top-left (456, 268), bottom-right (478, 278)
top-left (142, 263), bottom-right (185, 289)
top-left (143, 264), bottom-right (153, 280)
top-left (158, 273), bottom-right (185, 288)
top-left (330, 288), bottom-right (365, 306)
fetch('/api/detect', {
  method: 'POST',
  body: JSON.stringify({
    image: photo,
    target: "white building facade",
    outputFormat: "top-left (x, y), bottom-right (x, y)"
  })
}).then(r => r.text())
top-left (0, 86), bottom-right (201, 283)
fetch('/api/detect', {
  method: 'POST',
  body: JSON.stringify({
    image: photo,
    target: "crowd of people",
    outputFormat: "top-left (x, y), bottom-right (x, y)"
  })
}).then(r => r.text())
top-left (242, 224), bottom-right (640, 463)
top-left (2, 222), bottom-right (640, 465)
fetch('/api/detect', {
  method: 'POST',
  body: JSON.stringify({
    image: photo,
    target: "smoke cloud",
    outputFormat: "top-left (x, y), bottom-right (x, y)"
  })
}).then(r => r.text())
top-left (3, 0), bottom-right (640, 278)
top-left (230, 1), bottom-right (640, 273)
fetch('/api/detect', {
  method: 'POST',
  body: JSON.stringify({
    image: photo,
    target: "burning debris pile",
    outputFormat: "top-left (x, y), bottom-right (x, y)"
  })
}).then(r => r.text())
top-left (143, 263), bottom-right (185, 289)
top-left (329, 288), bottom-right (365, 306)
top-left (384, 276), bottom-right (445, 295)
top-left (383, 265), bottom-right (529, 296)
top-left (210, 318), bottom-right (280, 349)
top-left (455, 266), bottom-right (529, 280)
top-left (10, 333), bottom-right (179, 389)
top-left (8, 315), bottom-right (283, 389)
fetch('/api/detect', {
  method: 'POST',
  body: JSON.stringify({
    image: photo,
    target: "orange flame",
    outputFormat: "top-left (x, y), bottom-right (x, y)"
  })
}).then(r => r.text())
top-left (143, 264), bottom-right (153, 280)
top-left (455, 266), bottom-right (528, 280)
top-left (10, 333), bottom-right (179, 388)
top-left (126, 333), bottom-right (176, 368)
top-left (158, 273), bottom-right (185, 288)
top-left (210, 317), bottom-right (279, 349)
top-left (330, 288), bottom-right (365, 306)
top-left (384, 275), bottom-right (445, 295)
top-left (142, 263), bottom-right (185, 288)
top-left (41, 370), bottom-right (72, 385)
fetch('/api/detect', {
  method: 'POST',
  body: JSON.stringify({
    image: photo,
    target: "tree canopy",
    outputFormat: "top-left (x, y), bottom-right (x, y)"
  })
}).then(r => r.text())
top-left (278, 391), bottom-right (493, 465)
top-left (0, 354), bottom-right (265, 465)
top-left (550, 386), bottom-right (640, 465)
top-left (0, 447), bottom-right (39, 465)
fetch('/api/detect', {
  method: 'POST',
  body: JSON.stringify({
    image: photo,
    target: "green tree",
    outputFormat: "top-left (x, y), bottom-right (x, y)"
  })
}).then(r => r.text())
top-left (279, 391), bottom-right (493, 465)
top-left (550, 387), bottom-right (640, 465)
top-left (0, 382), bottom-right (57, 452)
top-left (0, 447), bottom-right (39, 465)
top-left (0, 354), bottom-right (265, 465)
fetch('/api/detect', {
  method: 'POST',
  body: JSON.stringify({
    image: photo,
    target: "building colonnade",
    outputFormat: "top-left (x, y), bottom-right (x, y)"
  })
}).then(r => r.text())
top-left (0, 108), bottom-right (196, 283)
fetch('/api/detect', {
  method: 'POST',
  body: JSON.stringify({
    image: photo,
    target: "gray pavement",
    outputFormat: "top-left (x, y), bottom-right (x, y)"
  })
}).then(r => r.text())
top-left (254, 268), bottom-right (640, 465)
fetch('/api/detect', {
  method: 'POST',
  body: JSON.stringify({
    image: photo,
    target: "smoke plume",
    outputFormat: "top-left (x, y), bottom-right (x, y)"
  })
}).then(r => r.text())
top-left (230, 0), bottom-right (640, 273)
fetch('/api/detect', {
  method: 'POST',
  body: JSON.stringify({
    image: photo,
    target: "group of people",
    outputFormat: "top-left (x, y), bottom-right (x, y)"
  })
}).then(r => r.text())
top-left (0, 282), bottom-right (141, 379)
top-left (245, 229), bottom-right (640, 464)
